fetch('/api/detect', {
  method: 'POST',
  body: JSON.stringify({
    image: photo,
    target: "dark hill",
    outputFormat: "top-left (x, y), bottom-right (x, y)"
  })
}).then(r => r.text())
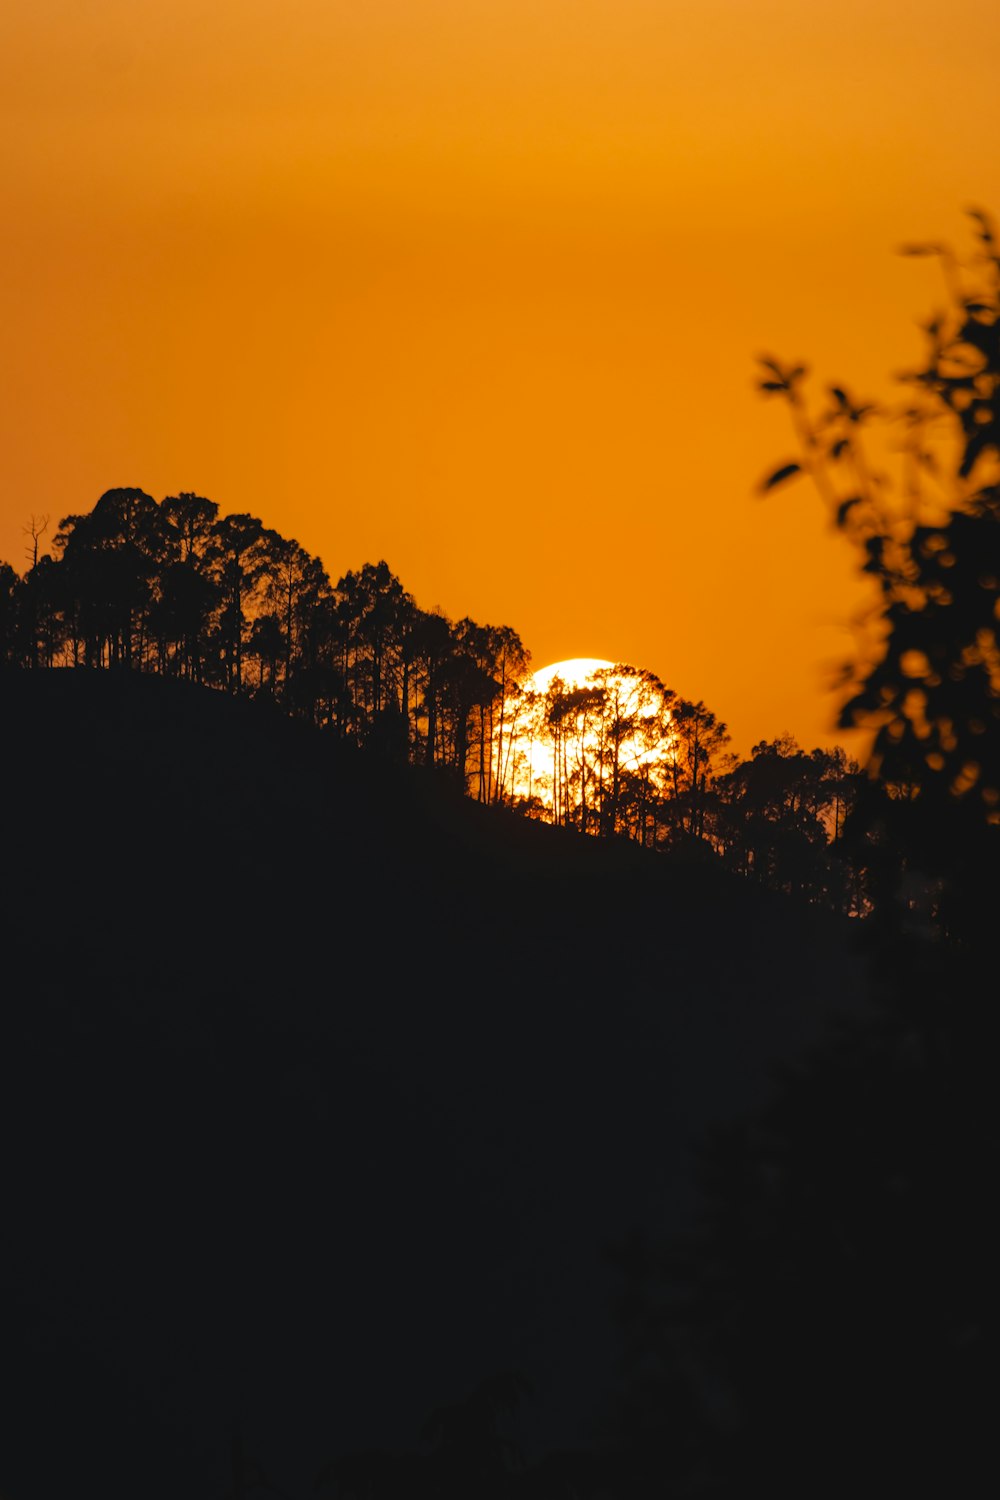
top-left (0, 670), bottom-right (870, 1498)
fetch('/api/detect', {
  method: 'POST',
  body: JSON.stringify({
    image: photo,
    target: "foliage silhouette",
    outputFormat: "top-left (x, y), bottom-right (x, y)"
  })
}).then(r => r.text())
top-left (712, 737), bottom-right (861, 909)
top-left (603, 207), bottom-right (1000, 1499)
top-left (757, 205), bottom-right (1000, 936)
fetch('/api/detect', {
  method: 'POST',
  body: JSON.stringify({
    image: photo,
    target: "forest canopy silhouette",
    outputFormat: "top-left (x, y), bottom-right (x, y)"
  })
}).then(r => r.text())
top-left (0, 483), bottom-right (861, 908)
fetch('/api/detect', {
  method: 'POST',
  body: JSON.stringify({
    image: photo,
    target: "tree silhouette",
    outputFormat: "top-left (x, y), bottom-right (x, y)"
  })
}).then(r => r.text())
top-left (54, 487), bottom-right (162, 668)
top-left (155, 492), bottom-right (221, 681)
top-left (0, 559), bottom-right (18, 666)
top-left (714, 738), bottom-right (860, 906)
top-left (212, 512), bottom-right (270, 692)
top-left (757, 205), bottom-right (1000, 934)
top-left (660, 697), bottom-right (731, 848)
top-left (410, 606), bottom-right (455, 766)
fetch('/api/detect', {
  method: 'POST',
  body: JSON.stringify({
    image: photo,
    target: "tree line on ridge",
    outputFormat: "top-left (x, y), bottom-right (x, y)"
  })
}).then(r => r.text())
top-left (0, 487), bottom-right (862, 910)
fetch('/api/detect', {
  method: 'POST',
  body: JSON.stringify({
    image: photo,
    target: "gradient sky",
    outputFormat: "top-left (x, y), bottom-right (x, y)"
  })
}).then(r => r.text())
top-left (2, 0), bottom-right (998, 752)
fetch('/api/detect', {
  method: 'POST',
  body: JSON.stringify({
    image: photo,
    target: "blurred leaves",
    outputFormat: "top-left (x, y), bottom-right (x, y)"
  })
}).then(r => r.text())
top-left (756, 209), bottom-right (1000, 929)
top-left (756, 461), bottom-right (802, 493)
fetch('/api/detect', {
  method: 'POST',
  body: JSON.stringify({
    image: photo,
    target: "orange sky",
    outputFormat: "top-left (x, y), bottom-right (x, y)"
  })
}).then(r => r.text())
top-left (2, 0), bottom-right (998, 753)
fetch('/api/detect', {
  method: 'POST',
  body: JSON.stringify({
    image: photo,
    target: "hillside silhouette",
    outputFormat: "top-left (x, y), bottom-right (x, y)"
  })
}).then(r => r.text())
top-left (1, 488), bottom-right (864, 900)
top-left (1, 668), bottom-right (868, 1499)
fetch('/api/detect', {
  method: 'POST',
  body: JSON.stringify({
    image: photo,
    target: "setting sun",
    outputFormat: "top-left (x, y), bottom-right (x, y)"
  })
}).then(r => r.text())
top-left (498, 657), bottom-right (677, 833)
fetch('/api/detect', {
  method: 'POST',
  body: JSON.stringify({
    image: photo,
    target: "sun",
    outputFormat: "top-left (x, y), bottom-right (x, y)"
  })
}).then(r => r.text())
top-left (525, 657), bottom-right (616, 694)
top-left (494, 657), bottom-right (676, 831)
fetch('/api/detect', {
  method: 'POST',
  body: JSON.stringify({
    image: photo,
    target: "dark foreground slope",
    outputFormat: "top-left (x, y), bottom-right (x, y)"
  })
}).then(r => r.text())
top-left (0, 670), bottom-right (869, 1498)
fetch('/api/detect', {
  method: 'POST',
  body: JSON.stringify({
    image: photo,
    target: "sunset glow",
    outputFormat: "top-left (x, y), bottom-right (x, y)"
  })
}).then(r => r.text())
top-left (499, 657), bottom-right (676, 827)
top-left (524, 659), bottom-right (616, 696)
top-left (2, 1), bottom-right (999, 754)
